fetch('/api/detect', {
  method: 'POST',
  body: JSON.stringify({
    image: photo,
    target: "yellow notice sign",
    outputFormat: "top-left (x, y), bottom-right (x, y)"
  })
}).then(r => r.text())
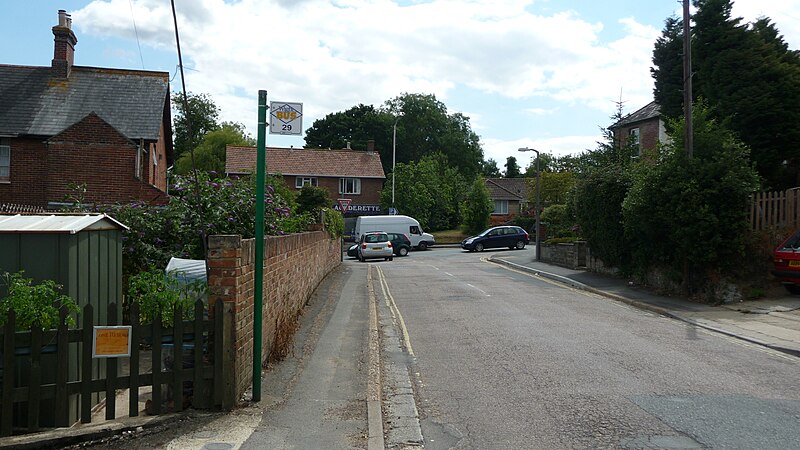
top-left (93, 326), bottom-right (132, 358)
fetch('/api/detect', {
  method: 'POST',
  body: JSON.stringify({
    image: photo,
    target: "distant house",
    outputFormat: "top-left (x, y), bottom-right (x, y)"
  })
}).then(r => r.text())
top-left (0, 10), bottom-right (173, 210)
top-left (609, 101), bottom-right (667, 156)
top-left (486, 178), bottom-right (531, 225)
top-left (225, 141), bottom-right (386, 216)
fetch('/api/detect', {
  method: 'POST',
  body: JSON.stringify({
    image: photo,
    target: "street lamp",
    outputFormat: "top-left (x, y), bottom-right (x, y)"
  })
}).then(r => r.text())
top-left (518, 147), bottom-right (541, 261)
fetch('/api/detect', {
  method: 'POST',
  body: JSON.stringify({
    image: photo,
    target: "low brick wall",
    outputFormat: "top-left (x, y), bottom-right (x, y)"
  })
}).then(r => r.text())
top-left (206, 231), bottom-right (341, 401)
top-left (540, 241), bottom-right (588, 269)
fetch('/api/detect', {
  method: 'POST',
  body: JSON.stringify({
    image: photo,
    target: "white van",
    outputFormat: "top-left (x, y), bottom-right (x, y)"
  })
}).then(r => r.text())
top-left (354, 215), bottom-right (436, 250)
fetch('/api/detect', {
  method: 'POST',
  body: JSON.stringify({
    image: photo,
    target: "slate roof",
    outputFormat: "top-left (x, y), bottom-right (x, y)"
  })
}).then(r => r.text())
top-left (486, 178), bottom-right (531, 201)
top-left (0, 65), bottom-right (169, 141)
top-left (610, 101), bottom-right (661, 129)
top-left (226, 146), bottom-right (386, 179)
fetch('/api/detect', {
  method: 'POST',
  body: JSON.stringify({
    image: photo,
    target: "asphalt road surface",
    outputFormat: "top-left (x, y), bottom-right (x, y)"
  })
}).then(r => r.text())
top-left (370, 246), bottom-right (800, 450)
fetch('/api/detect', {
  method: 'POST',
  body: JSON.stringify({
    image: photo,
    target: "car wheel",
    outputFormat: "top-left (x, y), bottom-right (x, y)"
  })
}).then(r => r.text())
top-left (359, 255), bottom-right (365, 262)
top-left (389, 256), bottom-right (394, 261)
top-left (475, 243), bottom-right (484, 252)
top-left (418, 242), bottom-right (428, 251)
top-left (515, 241), bottom-right (526, 249)
top-left (399, 247), bottom-right (408, 257)
top-left (785, 284), bottom-right (800, 295)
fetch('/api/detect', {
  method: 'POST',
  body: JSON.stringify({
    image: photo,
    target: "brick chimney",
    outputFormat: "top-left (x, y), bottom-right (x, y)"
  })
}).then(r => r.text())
top-left (367, 139), bottom-right (375, 154)
top-left (52, 10), bottom-right (78, 78)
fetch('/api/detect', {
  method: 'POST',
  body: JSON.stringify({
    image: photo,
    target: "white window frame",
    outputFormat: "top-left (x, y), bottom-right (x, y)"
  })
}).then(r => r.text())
top-left (339, 177), bottom-right (361, 195)
top-left (629, 127), bottom-right (641, 154)
top-left (295, 176), bottom-right (318, 188)
top-left (0, 139), bottom-right (10, 182)
top-left (493, 200), bottom-right (508, 215)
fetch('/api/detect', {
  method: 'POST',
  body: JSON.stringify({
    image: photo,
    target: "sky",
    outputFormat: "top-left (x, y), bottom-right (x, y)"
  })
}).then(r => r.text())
top-left (3, 0), bottom-right (800, 171)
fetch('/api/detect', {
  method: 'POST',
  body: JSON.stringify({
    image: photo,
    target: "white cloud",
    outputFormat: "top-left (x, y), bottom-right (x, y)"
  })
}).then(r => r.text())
top-left (482, 134), bottom-right (602, 168)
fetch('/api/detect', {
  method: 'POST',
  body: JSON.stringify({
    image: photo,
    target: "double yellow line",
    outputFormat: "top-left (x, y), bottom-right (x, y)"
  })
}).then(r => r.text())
top-left (374, 266), bottom-right (415, 357)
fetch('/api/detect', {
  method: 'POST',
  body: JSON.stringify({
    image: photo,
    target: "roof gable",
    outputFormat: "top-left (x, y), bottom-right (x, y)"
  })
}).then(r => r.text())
top-left (226, 146), bottom-right (386, 179)
top-left (0, 65), bottom-right (168, 140)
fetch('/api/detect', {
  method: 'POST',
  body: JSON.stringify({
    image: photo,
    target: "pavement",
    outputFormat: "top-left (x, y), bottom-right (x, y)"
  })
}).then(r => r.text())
top-left (490, 250), bottom-right (800, 358)
top-left (2, 247), bottom-right (800, 449)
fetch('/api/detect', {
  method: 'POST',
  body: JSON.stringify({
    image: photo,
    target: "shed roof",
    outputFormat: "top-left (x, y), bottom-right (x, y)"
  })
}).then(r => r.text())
top-left (0, 65), bottom-right (168, 141)
top-left (226, 146), bottom-right (386, 178)
top-left (0, 214), bottom-right (128, 234)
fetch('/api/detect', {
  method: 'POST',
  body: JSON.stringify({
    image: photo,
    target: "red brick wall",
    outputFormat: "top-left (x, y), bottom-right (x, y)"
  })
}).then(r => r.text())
top-left (616, 117), bottom-right (662, 155)
top-left (0, 113), bottom-right (169, 208)
top-left (206, 231), bottom-right (341, 399)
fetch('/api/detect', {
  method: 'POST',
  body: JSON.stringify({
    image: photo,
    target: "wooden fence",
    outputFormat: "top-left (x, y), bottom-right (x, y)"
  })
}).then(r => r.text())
top-left (750, 188), bottom-right (800, 231)
top-left (0, 300), bottom-right (227, 437)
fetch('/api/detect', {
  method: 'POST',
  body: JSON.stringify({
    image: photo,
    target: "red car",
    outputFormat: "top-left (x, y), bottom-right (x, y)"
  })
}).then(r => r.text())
top-left (772, 230), bottom-right (800, 294)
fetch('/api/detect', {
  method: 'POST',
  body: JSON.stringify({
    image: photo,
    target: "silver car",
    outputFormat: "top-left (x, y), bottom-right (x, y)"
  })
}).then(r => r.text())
top-left (357, 232), bottom-right (394, 262)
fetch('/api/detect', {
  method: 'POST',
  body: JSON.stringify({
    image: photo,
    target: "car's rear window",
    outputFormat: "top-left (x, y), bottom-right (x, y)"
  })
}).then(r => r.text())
top-left (780, 231), bottom-right (800, 250)
top-left (365, 234), bottom-right (388, 243)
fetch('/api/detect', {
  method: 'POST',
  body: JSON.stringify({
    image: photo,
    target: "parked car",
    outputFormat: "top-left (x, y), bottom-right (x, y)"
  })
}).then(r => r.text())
top-left (772, 229), bottom-right (800, 294)
top-left (461, 225), bottom-right (529, 252)
top-left (348, 232), bottom-right (411, 258)
top-left (354, 215), bottom-right (435, 250)
top-left (387, 232), bottom-right (412, 256)
top-left (357, 231), bottom-right (394, 262)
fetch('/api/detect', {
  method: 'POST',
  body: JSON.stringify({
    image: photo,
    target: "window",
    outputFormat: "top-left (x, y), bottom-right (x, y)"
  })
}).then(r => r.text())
top-left (339, 178), bottom-right (361, 195)
top-left (0, 139), bottom-right (9, 182)
top-left (629, 127), bottom-right (641, 153)
top-left (295, 177), bottom-right (318, 188)
top-left (493, 200), bottom-right (508, 215)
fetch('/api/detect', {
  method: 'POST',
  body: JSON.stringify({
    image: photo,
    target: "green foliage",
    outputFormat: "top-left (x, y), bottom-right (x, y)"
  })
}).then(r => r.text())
top-left (461, 178), bottom-right (494, 235)
top-left (622, 103), bottom-right (760, 288)
top-left (174, 122), bottom-right (255, 175)
top-left (127, 269), bottom-right (206, 327)
top-left (481, 159), bottom-right (502, 178)
top-left (652, 1), bottom-right (800, 189)
top-left (105, 172), bottom-right (295, 276)
top-left (533, 172), bottom-right (577, 208)
top-left (172, 92), bottom-right (220, 161)
top-left (381, 153), bottom-right (467, 231)
top-left (504, 156), bottom-right (522, 178)
top-left (574, 165), bottom-right (632, 269)
top-left (296, 185), bottom-right (332, 215)
top-left (0, 271), bottom-right (79, 331)
top-left (321, 207), bottom-right (345, 238)
top-left (540, 204), bottom-right (575, 238)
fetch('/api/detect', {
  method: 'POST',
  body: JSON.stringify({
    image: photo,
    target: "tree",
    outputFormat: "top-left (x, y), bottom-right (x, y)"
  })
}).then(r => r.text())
top-left (173, 122), bottom-right (254, 175)
top-left (504, 156), bottom-right (522, 178)
top-left (296, 185), bottom-right (332, 215)
top-left (651, 0), bottom-right (800, 189)
top-left (461, 178), bottom-right (493, 235)
top-left (383, 93), bottom-right (484, 180)
top-left (380, 153), bottom-right (467, 231)
top-left (481, 159), bottom-right (502, 178)
top-left (172, 92), bottom-right (220, 161)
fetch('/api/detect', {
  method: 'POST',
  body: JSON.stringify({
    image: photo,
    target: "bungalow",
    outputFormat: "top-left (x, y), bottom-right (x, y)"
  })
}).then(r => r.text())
top-left (225, 141), bottom-right (386, 216)
top-left (486, 178), bottom-right (531, 226)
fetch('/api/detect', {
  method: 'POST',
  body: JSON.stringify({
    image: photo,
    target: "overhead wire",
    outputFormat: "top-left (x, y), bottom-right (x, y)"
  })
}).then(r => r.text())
top-left (128, 0), bottom-right (145, 69)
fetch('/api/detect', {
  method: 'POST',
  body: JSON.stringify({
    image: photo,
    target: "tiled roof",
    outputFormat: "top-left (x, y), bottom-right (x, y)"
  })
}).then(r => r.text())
top-left (226, 146), bottom-right (386, 179)
top-left (0, 65), bottom-right (169, 141)
top-left (486, 178), bottom-right (531, 201)
top-left (610, 101), bottom-right (661, 129)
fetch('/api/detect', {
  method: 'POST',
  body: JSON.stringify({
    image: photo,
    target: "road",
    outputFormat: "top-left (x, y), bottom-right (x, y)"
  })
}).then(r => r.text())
top-left (372, 247), bottom-right (800, 450)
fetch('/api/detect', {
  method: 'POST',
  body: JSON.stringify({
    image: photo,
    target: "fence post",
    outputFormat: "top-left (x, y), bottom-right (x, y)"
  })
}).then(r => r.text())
top-left (105, 303), bottom-right (118, 420)
top-left (129, 302), bottom-right (140, 417)
top-left (1, 311), bottom-right (16, 436)
top-left (55, 307), bottom-right (69, 427)
top-left (172, 307), bottom-right (184, 413)
top-left (80, 304), bottom-right (93, 424)
top-left (27, 326), bottom-right (42, 432)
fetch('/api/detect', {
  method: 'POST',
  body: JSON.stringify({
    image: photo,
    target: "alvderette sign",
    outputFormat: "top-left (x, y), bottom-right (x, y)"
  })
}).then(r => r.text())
top-left (270, 101), bottom-right (303, 136)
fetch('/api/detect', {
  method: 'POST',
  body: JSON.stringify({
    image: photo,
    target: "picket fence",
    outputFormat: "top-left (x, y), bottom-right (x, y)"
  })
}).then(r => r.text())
top-left (750, 188), bottom-right (800, 231)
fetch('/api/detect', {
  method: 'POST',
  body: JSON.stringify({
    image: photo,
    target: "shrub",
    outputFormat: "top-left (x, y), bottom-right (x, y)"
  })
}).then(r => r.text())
top-left (127, 268), bottom-right (206, 327)
top-left (461, 177), bottom-right (493, 235)
top-left (0, 271), bottom-right (79, 331)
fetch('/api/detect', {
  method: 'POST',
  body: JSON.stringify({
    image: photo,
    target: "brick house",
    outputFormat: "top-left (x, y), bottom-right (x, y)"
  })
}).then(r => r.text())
top-left (486, 178), bottom-right (531, 226)
top-left (609, 101), bottom-right (667, 156)
top-left (0, 10), bottom-right (173, 210)
top-left (225, 142), bottom-right (386, 216)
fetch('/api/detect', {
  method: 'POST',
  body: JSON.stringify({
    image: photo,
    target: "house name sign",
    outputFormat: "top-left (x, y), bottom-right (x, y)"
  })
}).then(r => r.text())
top-left (332, 203), bottom-right (382, 214)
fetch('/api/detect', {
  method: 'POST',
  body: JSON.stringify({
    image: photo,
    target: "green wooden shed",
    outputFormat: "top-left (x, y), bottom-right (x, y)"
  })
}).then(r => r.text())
top-left (0, 213), bottom-right (127, 426)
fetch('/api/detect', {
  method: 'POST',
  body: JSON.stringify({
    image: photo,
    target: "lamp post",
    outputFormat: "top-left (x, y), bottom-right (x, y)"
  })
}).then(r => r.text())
top-left (392, 116), bottom-right (400, 210)
top-left (518, 147), bottom-right (541, 261)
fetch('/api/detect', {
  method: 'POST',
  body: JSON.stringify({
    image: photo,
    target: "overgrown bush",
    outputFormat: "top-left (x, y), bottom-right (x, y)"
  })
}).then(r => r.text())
top-left (540, 204), bottom-right (575, 238)
top-left (622, 104), bottom-right (760, 290)
top-left (322, 207), bottom-right (345, 238)
top-left (296, 185), bottom-right (332, 215)
top-left (127, 268), bottom-right (207, 327)
top-left (0, 271), bottom-right (79, 331)
top-left (461, 177), bottom-right (493, 235)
